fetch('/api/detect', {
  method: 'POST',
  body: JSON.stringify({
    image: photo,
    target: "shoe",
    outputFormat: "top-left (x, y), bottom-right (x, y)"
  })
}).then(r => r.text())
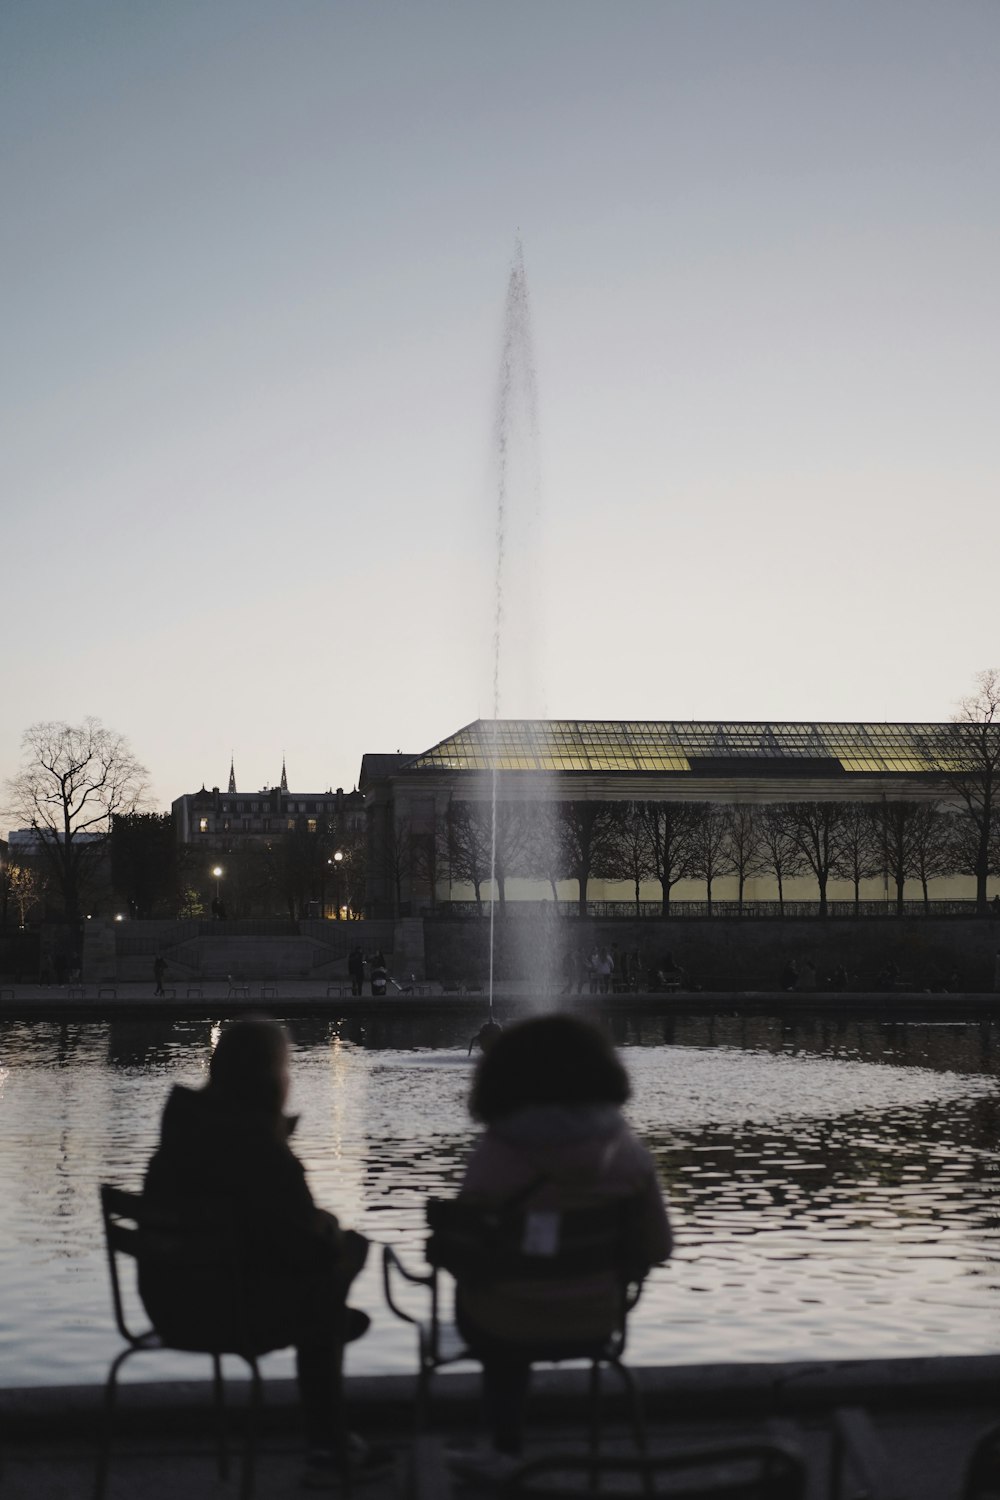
top-left (450, 1445), bottom-right (522, 1488)
top-left (345, 1307), bottom-right (371, 1344)
top-left (301, 1436), bottom-right (395, 1490)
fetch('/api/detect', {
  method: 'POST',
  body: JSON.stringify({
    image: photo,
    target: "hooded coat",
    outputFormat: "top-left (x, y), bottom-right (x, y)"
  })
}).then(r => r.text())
top-left (457, 1103), bottom-right (672, 1344)
top-left (139, 1083), bottom-right (346, 1352)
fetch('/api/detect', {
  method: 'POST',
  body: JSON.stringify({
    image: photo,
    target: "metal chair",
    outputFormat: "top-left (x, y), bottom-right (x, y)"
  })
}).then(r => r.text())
top-left (95, 1184), bottom-right (264, 1500)
top-left (498, 1442), bottom-right (807, 1498)
top-left (383, 1194), bottom-right (649, 1461)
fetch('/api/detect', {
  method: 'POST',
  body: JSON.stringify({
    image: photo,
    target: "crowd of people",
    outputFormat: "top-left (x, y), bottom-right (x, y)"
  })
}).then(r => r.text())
top-left (139, 1013), bottom-right (672, 1488)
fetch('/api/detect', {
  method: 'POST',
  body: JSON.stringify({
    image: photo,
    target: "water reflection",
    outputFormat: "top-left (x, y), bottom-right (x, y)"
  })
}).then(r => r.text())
top-left (0, 1015), bottom-right (998, 1386)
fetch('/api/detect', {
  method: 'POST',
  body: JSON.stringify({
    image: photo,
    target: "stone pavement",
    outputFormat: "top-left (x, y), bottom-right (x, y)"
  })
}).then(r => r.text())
top-left (3, 1358), bottom-right (998, 1499)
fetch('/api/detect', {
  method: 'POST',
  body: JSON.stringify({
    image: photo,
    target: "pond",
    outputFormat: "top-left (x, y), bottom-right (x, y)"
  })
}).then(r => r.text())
top-left (1, 1011), bottom-right (998, 1388)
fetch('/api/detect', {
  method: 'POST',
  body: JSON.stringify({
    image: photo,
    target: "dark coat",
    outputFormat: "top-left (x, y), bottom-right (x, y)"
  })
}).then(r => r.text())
top-left (139, 1084), bottom-right (345, 1352)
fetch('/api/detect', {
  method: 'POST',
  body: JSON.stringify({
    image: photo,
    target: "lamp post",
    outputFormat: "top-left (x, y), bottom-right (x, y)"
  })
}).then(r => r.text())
top-left (332, 849), bottom-right (344, 919)
top-left (212, 865), bottom-right (223, 918)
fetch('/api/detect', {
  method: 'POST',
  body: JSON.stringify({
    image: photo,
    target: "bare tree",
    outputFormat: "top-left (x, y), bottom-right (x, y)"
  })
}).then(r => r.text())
top-left (492, 802), bottom-right (536, 910)
top-left (942, 669), bottom-right (1000, 914)
top-left (687, 804), bottom-right (733, 916)
top-left (2, 862), bottom-right (44, 926)
top-left (610, 802), bottom-right (657, 917)
top-left (785, 801), bottom-right (847, 917)
top-left (724, 804), bottom-right (766, 913)
top-left (758, 805), bottom-right (806, 914)
top-left (443, 800), bottom-right (492, 911)
top-left (639, 802), bottom-right (700, 916)
top-left (554, 802), bottom-right (621, 917)
top-left (4, 719), bottom-right (149, 921)
top-left (872, 799), bottom-right (925, 914)
top-left (909, 803), bottom-right (957, 911)
top-left (833, 802), bottom-right (882, 915)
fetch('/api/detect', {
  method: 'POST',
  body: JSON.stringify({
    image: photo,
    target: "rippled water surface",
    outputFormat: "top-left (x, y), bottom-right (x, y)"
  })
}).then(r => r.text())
top-left (1, 1012), bottom-right (998, 1387)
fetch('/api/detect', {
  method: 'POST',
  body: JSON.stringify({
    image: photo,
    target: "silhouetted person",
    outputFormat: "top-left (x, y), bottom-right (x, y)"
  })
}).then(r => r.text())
top-left (796, 960), bottom-right (817, 992)
top-left (153, 955), bottom-right (167, 997)
top-left (780, 960), bottom-right (798, 991)
top-left (992, 895), bottom-right (1000, 919)
top-left (140, 1018), bottom-right (388, 1488)
top-left (348, 947), bottom-right (365, 997)
top-left (370, 951), bottom-right (388, 997)
top-left (454, 1016), bottom-right (672, 1477)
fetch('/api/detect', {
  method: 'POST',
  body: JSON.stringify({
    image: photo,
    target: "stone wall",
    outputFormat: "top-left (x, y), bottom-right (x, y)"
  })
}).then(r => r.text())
top-left (424, 915), bottom-right (1000, 991)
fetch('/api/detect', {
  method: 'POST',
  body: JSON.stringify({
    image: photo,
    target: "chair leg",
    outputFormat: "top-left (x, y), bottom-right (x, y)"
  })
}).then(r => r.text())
top-left (587, 1360), bottom-right (602, 1493)
top-left (213, 1354), bottom-right (229, 1481)
top-left (93, 1346), bottom-right (137, 1500)
top-left (239, 1357), bottom-right (262, 1500)
top-left (608, 1357), bottom-right (648, 1458)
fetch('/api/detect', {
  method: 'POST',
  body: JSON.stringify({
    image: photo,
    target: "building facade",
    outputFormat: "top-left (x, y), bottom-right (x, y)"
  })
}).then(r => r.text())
top-left (360, 719), bottom-right (988, 915)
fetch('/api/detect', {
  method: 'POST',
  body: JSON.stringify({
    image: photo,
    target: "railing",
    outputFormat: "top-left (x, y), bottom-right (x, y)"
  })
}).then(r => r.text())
top-left (433, 899), bottom-right (983, 920)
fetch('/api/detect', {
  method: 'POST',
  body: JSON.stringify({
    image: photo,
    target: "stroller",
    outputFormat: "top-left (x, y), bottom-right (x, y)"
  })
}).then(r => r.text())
top-left (370, 955), bottom-right (388, 996)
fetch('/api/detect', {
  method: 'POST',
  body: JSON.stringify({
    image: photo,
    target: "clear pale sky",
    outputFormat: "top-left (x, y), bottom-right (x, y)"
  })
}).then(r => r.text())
top-left (3, 1), bottom-right (998, 814)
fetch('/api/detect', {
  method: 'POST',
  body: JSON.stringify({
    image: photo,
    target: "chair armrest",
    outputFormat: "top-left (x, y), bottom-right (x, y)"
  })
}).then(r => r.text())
top-left (382, 1244), bottom-right (435, 1325)
top-left (831, 1406), bottom-right (900, 1500)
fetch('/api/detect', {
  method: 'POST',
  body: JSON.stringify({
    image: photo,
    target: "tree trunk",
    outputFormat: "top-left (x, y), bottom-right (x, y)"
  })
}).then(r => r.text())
top-left (817, 872), bottom-right (828, 918)
top-left (853, 877), bottom-right (861, 917)
top-left (738, 872), bottom-right (745, 915)
top-left (578, 870), bottom-right (588, 919)
top-left (777, 871), bottom-right (784, 916)
top-left (921, 874), bottom-right (930, 913)
top-left (706, 875), bottom-right (713, 917)
top-left (634, 878), bottom-right (641, 919)
top-left (660, 878), bottom-right (670, 919)
top-left (895, 874), bottom-right (905, 916)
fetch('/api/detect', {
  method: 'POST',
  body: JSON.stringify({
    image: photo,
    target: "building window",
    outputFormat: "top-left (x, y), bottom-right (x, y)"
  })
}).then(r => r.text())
top-left (242, 819), bottom-right (250, 831)
top-left (222, 802), bottom-right (230, 813)
top-left (223, 819), bottom-right (231, 832)
top-left (288, 819), bottom-right (295, 831)
top-left (263, 819), bottom-right (271, 832)
top-left (308, 818), bottom-right (317, 834)
top-left (199, 817), bottom-right (209, 833)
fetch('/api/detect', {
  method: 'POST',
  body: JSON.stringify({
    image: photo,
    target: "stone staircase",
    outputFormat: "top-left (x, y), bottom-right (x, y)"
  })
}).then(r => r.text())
top-left (117, 936), bottom-right (351, 982)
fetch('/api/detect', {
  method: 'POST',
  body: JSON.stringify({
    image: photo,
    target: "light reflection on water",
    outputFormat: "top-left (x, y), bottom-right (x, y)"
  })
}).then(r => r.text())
top-left (0, 1014), bottom-right (998, 1387)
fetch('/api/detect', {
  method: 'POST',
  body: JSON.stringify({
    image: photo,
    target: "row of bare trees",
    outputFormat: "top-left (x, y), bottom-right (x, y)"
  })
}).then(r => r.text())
top-left (438, 795), bottom-right (994, 917)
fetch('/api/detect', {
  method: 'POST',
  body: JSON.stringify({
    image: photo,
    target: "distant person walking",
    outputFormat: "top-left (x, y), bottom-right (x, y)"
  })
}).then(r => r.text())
top-left (153, 956), bottom-right (167, 997)
top-left (370, 951), bottom-right (388, 997)
top-left (348, 947), bottom-right (365, 998)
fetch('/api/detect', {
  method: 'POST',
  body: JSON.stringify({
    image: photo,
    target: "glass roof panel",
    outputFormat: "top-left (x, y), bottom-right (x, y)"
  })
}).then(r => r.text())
top-left (403, 721), bottom-right (964, 774)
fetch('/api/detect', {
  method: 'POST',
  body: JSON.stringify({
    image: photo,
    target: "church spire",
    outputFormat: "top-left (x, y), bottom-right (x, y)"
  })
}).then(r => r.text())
top-left (228, 755), bottom-right (236, 795)
top-left (280, 755), bottom-right (288, 793)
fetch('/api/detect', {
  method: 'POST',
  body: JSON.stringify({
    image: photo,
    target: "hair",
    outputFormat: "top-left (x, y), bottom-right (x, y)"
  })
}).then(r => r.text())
top-left (208, 1017), bottom-right (289, 1114)
top-left (470, 1014), bottom-right (630, 1124)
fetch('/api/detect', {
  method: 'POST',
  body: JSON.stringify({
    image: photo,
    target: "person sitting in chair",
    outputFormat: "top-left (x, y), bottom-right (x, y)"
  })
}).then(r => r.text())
top-left (139, 1017), bottom-right (387, 1490)
top-left (455, 1014), bottom-right (673, 1472)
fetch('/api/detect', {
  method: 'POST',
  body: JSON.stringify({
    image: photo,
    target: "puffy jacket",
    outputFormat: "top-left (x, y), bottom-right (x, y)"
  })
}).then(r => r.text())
top-left (457, 1104), bottom-right (672, 1344)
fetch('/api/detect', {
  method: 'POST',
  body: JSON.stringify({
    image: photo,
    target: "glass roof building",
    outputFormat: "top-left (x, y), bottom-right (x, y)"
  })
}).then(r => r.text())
top-left (404, 720), bottom-right (964, 778)
top-left (359, 718), bottom-right (972, 914)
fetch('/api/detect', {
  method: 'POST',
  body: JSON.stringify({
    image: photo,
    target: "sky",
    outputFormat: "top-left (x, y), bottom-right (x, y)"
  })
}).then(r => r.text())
top-left (2, 0), bottom-right (999, 815)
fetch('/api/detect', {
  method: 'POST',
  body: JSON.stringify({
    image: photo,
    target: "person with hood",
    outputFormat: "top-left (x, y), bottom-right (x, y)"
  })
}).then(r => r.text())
top-left (455, 1014), bottom-right (672, 1472)
top-left (139, 1017), bottom-right (386, 1490)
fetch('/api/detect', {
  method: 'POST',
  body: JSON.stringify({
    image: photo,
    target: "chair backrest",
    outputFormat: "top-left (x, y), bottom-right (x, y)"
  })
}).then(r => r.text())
top-left (500, 1444), bottom-right (807, 1499)
top-left (100, 1182), bottom-right (252, 1354)
top-left (426, 1194), bottom-right (646, 1287)
top-left (963, 1422), bottom-right (1000, 1500)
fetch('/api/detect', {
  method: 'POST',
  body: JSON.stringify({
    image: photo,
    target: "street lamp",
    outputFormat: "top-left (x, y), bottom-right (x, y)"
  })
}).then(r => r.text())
top-left (212, 865), bottom-right (223, 918)
top-left (332, 849), bottom-right (344, 919)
